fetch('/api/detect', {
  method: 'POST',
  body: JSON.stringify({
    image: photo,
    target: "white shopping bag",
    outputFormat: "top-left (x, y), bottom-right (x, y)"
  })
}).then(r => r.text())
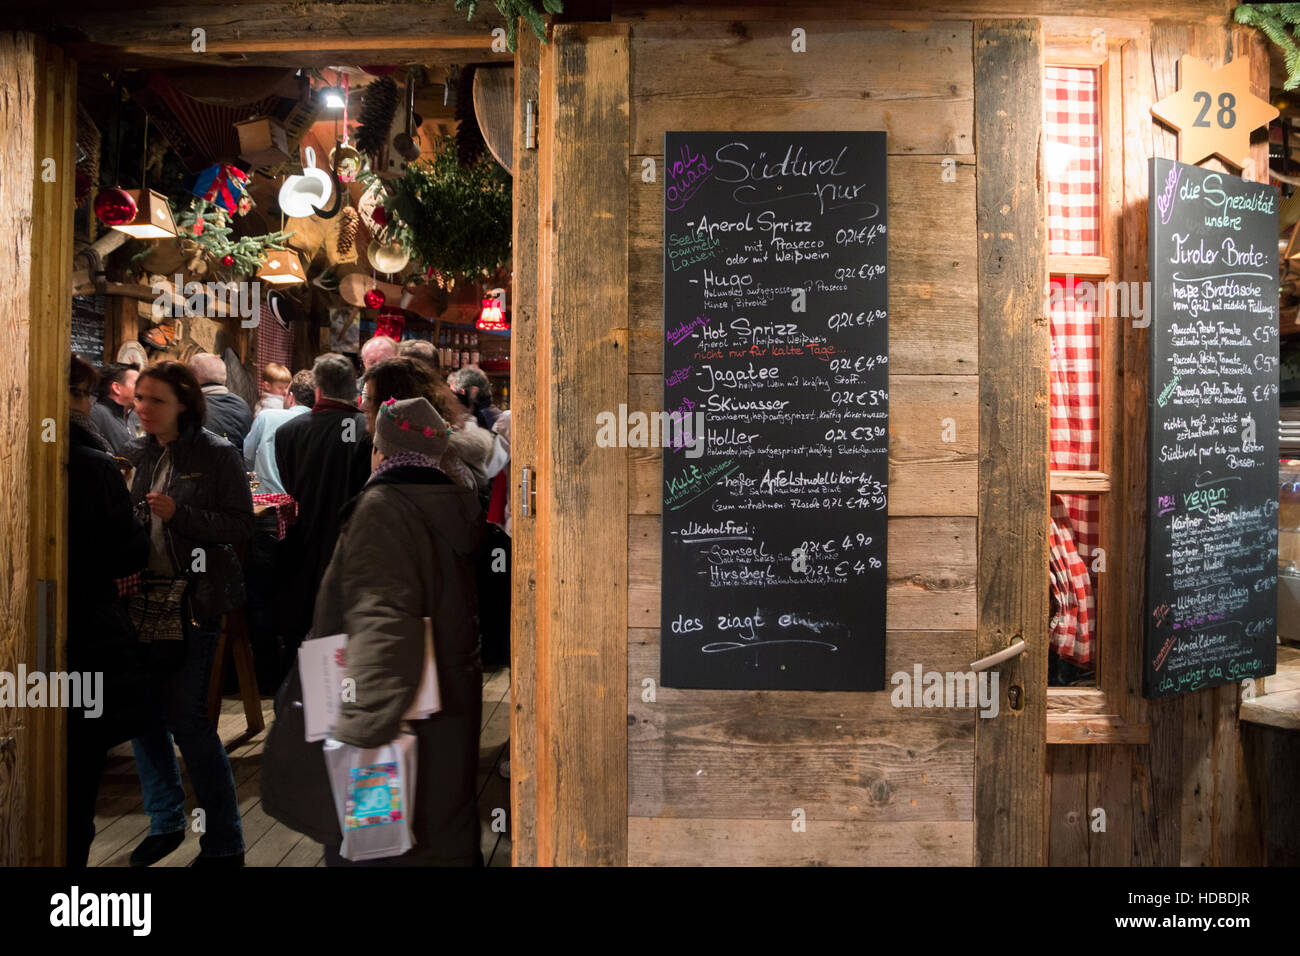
top-left (323, 729), bottom-right (419, 861)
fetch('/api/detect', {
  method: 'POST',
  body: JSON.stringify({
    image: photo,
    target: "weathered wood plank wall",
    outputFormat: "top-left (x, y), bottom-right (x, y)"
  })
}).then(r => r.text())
top-left (0, 30), bottom-right (39, 867)
top-left (1046, 17), bottom-right (1270, 868)
top-left (623, 18), bottom-right (980, 865)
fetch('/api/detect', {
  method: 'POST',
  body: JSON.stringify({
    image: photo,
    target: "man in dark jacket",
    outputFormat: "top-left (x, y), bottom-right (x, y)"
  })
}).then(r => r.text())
top-left (274, 352), bottom-right (372, 650)
top-left (89, 362), bottom-right (140, 454)
top-left (191, 352), bottom-right (252, 449)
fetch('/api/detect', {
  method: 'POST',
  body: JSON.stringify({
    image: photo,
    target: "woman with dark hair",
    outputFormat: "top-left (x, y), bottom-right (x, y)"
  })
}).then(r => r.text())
top-left (66, 356), bottom-right (152, 865)
top-left (123, 360), bottom-right (254, 866)
top-left (360, 357), bottom-right (480, 490)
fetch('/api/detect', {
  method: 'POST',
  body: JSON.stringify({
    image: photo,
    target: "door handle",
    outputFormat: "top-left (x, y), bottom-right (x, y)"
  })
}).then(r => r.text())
top-left (970, 638), bottom-right (1027, 673)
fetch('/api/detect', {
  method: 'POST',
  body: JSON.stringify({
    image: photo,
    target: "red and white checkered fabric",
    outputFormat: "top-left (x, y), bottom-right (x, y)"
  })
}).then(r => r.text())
top-left (1044, 65), bottom-right (1103, 667)
top-left (1044, 66), bottom-right (1101, 257)
top-left (1049, 508), bottom-right (1093, 665)
top-left (253, 492), bottom-right (297, 541)
top-left (257, 303), bottom-right (293, 374)
top-left (1049, 282), bottom-right (1099, 665)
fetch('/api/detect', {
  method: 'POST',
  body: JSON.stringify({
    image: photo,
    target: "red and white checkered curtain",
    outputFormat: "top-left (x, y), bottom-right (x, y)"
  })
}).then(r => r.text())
top-left (256, 303), bottom-right (293, 374)
top-left (1044, 66), bottom-right (1102, 666)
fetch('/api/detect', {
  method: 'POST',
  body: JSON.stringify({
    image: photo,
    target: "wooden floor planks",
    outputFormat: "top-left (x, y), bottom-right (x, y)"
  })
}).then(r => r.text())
top-left (87, 667), bottom-right (513, 867)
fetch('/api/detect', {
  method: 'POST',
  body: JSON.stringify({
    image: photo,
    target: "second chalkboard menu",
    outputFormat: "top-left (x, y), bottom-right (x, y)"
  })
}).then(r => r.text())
top-left (660, 131), bottom-right (888, 691)
top-left (1145, 157), bottom-right (1279, 698)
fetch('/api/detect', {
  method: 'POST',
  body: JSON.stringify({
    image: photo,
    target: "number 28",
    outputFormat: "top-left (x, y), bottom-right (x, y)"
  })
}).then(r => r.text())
top-left (1192, 90), bottom-right (1236, 129)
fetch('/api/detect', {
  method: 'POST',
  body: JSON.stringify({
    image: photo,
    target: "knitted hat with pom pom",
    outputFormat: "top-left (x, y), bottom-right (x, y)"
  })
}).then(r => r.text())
top-left (374, 396), bottom-right (451, 460)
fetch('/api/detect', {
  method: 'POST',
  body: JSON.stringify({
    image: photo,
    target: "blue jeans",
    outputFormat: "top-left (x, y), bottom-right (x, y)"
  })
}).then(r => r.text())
top-left (131, 616), bottom-right (244, 857)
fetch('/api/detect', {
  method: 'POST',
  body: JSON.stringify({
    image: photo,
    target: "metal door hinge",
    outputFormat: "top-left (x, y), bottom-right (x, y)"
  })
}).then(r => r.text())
top-left (524, 100), bottom-right (537, 150)
top-left (521, 466), bottom-right (537, 518)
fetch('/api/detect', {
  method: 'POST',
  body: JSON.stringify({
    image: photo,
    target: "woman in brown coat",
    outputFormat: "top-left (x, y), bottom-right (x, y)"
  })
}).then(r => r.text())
top-left (313, 397), bottom-right (484, 866)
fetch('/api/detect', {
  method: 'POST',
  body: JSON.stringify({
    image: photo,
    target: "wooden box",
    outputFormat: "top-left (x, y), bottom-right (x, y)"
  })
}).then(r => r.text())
top-left (235, 116), bottom-right (290, 167)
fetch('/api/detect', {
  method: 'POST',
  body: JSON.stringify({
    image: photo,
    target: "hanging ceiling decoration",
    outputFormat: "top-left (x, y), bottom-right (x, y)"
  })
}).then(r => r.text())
top-left (127, 70), bottom-right (319, 173)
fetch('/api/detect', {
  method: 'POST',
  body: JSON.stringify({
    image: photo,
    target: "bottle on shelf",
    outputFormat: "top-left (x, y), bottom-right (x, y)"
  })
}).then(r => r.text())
top-left (470, 333), bottom-right (480, 366)
top-left (460, 334), bottom-right (470, 369)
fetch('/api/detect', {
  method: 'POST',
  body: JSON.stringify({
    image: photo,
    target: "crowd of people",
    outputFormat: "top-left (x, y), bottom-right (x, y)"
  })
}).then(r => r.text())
top-left (66, 336), bottom-right (512, 868)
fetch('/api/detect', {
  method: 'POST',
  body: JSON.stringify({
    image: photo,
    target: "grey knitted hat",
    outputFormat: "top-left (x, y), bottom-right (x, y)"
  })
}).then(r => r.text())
top-left (374, 396), bottom-right (451, 459)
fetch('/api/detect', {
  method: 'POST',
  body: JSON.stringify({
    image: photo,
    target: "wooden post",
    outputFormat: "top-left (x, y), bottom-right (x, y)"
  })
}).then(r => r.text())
top-left (0, 33), bottom-right (76, 866)
top-left (509, 26), bottom-right (542, 867)
top-left (973, 19), bottom-right (1049, 867)
top-left (527, 22), bottom-right (630, 866)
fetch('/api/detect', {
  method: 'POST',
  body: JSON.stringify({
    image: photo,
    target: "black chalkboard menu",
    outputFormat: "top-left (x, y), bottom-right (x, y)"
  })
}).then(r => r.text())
top-left (660, 131), bottom-right (888, 691)
top-left (1144, 157), bottom-right (1279, 698)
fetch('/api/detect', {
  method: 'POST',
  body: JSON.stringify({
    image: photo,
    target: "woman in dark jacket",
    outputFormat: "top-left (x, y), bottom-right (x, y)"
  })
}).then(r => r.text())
top-left (314, 397), bottom-right (483, 866)
top-left (123, 360), bottom-right (254, 867)
top-left (66, 357), bottom-right (152, 866)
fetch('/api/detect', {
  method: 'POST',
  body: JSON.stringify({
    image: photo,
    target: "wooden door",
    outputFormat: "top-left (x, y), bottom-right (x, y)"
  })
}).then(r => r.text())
top-left (510, 22), bottom-right (632, 866)
top-left (0, 34), bottom-right (77, 866)
top-left (972, 19), bottom-right (1050, 866)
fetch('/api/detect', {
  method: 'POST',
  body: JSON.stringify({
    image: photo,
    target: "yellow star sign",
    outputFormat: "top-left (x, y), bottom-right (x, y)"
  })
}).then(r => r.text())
top-left (1151, 55), bottom-right (1278, 170)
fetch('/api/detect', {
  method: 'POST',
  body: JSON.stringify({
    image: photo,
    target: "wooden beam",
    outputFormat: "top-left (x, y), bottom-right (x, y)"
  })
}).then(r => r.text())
top-left (973, 18), bottom-right (1049, 867)
top-left (0, 29), bottom-right (38, 869)
top-left (534, 22), bottom-right (629, 866)
top-left (21, 36), bottom-right (76, 866)
top-left (510, 29), bottom-right (540, 868)
top-left (1047, 715), bottom-right (1150, 744)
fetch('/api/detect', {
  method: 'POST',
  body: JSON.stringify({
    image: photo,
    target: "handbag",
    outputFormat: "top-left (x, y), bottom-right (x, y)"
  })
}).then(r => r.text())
top-left (126, 573), bottom-right (190, 674)
top-left (260, 657), bottom-right (344, 846)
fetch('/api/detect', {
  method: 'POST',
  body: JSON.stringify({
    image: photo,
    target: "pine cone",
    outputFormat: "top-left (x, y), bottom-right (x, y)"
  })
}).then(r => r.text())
top-left (337, 206), bottom-right (359, 254)
top-left (355, 76), bottom-right (398, 158)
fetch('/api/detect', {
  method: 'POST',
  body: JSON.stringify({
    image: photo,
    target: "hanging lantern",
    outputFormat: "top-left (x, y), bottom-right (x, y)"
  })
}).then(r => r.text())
top-left (374, 306), bottom-right (405, 340)
top-left (256, 250), bottom-right (305, 285)
top-left (108, 188), bottom-right (178, 239)
top-left (94, 187), bottom-right (137, 227)
top-left (477, 287), bottom-right (509, 332)
top-left (364, 287), bottom-right (386, 309)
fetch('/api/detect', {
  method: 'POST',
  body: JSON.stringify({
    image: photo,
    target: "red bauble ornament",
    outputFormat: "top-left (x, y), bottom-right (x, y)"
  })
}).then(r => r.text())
top-left (222, 255), bottom-right (235, 266)
top-left (94, 187), bottom-right (137, 226)
top-left (364, 288), bottom-right (386, 309)
top-left (371, 204), bottom-right (388, 227)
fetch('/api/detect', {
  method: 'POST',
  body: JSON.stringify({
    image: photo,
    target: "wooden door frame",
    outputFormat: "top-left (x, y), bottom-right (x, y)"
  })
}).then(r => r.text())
top-left (510, 21), bottom-right (631, 867)
top-left (0, 32), bottom-right (77, 866)
top-left (973, 18), bottom-right (1050, 867)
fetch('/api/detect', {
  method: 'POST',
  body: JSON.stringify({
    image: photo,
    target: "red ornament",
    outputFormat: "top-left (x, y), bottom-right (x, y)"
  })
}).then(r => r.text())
top-left (364, 288), bottom-right (386, 309)
top-left (371, 204), bottom-right (388, 227)
top-left (94, 187), bottom-right (137, 227)
top-left (222, 255), bottom-right (235, 266)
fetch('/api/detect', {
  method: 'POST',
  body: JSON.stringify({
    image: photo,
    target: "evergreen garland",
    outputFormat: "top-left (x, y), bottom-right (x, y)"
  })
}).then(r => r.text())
top-left (383, 134), bottom-right (511, 286)
top-left (452, 0), bottom-right (564, 52)
top-left (1235, 3), bottom-right (1300, 90)
top-left (132, 198), bottom-right (295, 278)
